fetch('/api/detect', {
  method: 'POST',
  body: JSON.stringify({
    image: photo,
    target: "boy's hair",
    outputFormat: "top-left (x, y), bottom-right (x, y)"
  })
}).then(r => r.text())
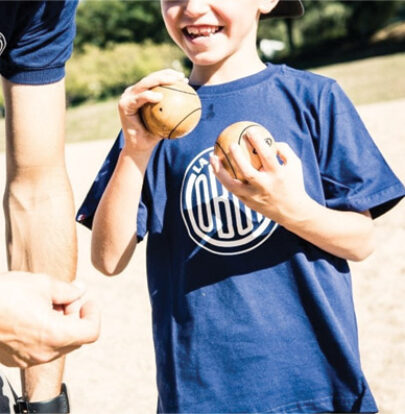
top-left (261, 0), bottom-right (304, 19)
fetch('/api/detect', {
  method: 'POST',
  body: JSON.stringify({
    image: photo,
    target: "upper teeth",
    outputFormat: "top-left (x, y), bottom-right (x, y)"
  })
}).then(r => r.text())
top-left (187, 26), bottom-right (219, 36)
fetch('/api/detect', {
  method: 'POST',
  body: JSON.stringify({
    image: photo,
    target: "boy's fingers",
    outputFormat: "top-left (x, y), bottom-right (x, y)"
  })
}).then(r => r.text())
top-left (120, 91), bottom-right (163, 115)
top-left (229, 143), bottom-right (260, 183)
top-left (210, 154), bottom-right (246, 193)
top-left (275, 142), bottom-right (299, 166)
top-left (210, 154), bottom-right (234, 186)
top-left (128, 69), bottom-right (186, 94)
top-left (245, 132), bottom-right (279, 172)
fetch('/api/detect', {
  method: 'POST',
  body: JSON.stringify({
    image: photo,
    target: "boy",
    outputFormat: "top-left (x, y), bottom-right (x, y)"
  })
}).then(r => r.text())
top-left (78, 0), bottom-right (405, 412)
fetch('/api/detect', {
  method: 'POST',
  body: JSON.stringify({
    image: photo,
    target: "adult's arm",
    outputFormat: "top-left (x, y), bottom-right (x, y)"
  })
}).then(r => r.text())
top-left (0, 272), bottom-right (100, 369)
top-left (2, 77), bottom-right (78, 401)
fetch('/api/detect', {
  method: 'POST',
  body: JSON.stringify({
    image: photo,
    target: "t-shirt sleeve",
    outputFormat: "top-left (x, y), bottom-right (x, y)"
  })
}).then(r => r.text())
top-left (0, 1), bottom-right (78, 84)
top-left (76, 131), bottom-right (149, 242)
top-left (317, 81), bottom-right (405, 218)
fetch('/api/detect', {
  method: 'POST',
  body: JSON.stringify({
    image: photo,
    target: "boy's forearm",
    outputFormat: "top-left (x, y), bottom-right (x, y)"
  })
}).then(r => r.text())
top-left (278, 196), bottom-right (375, 261)
top-left (211, 140), bottom-right (375, 262)
top-left (91, 147), bottom-right (151, 275)
top-left (92, 69), bottom-right (184, 273)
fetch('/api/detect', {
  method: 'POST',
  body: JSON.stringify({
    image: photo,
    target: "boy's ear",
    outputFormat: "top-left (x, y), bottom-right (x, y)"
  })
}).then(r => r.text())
top-left (259, 0), bottom-right (280, 16)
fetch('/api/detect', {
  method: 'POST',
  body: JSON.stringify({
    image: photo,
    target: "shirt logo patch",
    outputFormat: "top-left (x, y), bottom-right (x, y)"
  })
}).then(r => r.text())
top-left (180, 147), bottom-right (278, 255)
top-left (0, 32), bottom-right (6, 56)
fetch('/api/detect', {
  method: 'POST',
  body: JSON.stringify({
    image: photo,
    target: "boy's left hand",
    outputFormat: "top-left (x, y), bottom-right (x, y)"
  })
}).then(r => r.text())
top-left (210, 131), bottom-right (311, 226)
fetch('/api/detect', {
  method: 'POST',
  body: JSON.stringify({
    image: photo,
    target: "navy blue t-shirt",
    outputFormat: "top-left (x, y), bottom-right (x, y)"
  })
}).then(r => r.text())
top-left (0, 0), bottom-right (78, 84)
top-left (78, 64), bottom-right (405, 413)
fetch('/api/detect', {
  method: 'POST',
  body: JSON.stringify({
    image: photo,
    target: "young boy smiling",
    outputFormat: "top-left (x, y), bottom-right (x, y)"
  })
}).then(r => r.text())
top-left (78, 0), bottom-right (405, 412)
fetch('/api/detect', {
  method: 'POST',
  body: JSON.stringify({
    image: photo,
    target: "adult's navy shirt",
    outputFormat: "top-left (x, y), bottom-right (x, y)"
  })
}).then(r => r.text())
top-left (78, 64), bottom-right (405, 413)
top-left (0, 1), bottom-right (78, 84)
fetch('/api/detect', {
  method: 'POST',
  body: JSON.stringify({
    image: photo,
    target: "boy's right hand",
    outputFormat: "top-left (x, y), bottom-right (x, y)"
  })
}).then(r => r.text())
top-left (118, 69), bottom-right (186, 154)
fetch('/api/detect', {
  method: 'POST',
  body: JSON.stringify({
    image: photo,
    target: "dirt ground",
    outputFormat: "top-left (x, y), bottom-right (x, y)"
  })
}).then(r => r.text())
top-left (0, 98), bottom-right (404, 413)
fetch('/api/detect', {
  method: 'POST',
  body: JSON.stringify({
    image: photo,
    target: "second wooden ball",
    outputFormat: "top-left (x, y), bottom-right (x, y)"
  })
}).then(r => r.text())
top-left (214, 121), bottom-right (276, 180)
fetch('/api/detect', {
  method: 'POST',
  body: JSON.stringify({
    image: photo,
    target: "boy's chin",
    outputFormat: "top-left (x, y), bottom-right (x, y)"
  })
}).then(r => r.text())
top-left (186, 53), bottom-right (224, 68)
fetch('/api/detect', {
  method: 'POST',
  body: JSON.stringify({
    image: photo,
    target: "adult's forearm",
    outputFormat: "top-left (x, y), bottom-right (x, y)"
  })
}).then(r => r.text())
top-left (4, 174), bottom-right (77, 280)
top-left (21, 359), bottom-right (66, 401)
top-left (4, 177), bottom-right (77, 401)
top-left (3, 78), bottom-right (77, 281)
top-left (3, 77), bottom-right (77, 401)
top-left (278, 196), bottom-right (375, 262)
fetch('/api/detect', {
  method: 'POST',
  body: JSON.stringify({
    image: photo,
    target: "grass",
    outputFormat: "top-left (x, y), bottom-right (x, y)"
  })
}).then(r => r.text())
top-left (64, 98), bottom-right (121, 144)
top-left (0, 97), bottom-right (121, 152)
top-left (310, 52), bottom-right (405, 106)
top-left (1, 52), bottom-right (405, 152)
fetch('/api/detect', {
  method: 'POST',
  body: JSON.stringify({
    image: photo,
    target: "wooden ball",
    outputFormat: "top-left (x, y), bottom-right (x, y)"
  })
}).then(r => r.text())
top-left (140, 81), bottom-right (202, 139)
top-left (214, 121), bottom-right (276, 180)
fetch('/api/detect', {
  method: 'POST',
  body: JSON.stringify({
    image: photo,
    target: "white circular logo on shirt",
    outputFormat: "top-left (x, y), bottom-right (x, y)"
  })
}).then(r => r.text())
top-left (180, 147), bottom-right (278, 255)
top-left (0, 33), bottom-right (6, 56)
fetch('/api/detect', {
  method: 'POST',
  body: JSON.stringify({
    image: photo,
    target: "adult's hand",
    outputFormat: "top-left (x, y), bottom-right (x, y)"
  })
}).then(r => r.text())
top-left (0, 272), bottom-right (100, 368)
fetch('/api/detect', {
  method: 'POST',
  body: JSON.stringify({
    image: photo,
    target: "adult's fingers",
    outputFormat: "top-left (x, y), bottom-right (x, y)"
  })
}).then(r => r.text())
top-left (50, 279), bottom-right (85, 306)
top-left (70, 300), bottom-right (101, 345)
top-left (47, 300), bottom-right (100, 350)
top-left (63, 296), bottom-right (83, 316)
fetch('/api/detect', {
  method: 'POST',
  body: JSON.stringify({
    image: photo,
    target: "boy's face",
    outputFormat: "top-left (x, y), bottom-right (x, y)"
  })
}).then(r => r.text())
top-left (161, 0), bottom-right (278, 69)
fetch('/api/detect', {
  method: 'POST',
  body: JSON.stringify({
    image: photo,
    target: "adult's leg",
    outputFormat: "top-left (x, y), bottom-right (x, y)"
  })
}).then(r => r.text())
top-left (2, 77), bottom-right (77, 401)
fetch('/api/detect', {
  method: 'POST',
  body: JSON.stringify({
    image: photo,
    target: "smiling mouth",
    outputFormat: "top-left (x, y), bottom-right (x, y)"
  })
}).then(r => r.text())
top-left (183, 25), bottom-right (224, 39)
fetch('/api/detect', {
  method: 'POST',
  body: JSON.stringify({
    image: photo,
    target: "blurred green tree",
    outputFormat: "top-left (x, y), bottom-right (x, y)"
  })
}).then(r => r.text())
top-left (342, 1), bottom-right (401, 40)
top-left (74, 0), bottom-right (169, 50)
top-left (297, 1), bottom-right (349, 46)
top-left (74, 0), bottom-right (402, 53)
top-left (259, 0), bottom-right (402, 54)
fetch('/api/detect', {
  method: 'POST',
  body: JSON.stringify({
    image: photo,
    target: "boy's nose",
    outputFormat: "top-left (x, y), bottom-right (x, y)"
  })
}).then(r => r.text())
top-left (183, 0), bottom-right (210, 18)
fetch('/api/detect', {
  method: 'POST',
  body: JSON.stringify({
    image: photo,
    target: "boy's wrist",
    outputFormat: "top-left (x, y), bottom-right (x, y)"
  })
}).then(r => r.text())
top-left (120, 144), bottom-right (154, 167)
top-left (276, 195), bottom-right (319, 231)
